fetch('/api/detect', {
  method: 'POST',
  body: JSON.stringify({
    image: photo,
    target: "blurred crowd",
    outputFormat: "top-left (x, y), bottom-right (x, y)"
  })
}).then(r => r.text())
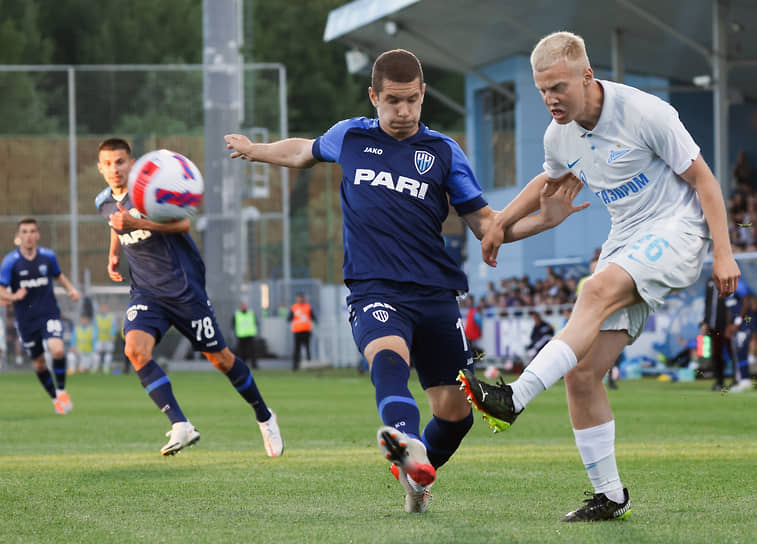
top-left (728, 151), bottom-right (757, 252)
top-left (461, 268), bottom-right (581, 316)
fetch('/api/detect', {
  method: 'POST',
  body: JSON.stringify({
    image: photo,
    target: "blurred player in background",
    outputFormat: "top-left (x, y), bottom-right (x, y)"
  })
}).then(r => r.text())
top-left (95, 138), bottom-right (283, 457)
top-left (0, 217), bottom-right (80, 414)
top-left (730, 291), bottom-right (756, 392)
top-left (70, 313), bottom-right (97, 373)
top-left (459, 31), bottom-right (740, 521)
top-left (225, 49), bottom-right (587, 512)
top-left (95, 301), bottom-right (119, 373)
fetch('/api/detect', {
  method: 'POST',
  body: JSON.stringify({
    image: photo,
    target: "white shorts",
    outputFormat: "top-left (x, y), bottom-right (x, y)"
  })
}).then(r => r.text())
top-left (597, 222), bottom-right (710, 342)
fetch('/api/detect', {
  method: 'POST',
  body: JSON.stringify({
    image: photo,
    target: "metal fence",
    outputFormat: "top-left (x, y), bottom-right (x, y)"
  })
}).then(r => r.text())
top-left (0, 63), bottom-right (288, 289)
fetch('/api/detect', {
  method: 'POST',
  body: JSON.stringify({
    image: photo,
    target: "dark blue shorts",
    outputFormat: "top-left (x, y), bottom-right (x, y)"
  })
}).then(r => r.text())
top-left (346, 280), bottom-right (473, 389)
top-left (123, 293), bottom-right (227, 353)
top-left (17, 314), bottom-right (64, 359)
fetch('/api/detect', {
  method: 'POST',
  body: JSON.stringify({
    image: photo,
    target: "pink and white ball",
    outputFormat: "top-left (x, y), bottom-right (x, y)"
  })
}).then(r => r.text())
top-left (484, 365), bottom-right (500, 380)
top-left (127, 149), bottom-right (204, 222)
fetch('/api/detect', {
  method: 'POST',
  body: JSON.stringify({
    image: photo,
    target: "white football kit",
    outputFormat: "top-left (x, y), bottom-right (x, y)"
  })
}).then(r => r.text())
top-left (542, 79), bottom-right (711, 340)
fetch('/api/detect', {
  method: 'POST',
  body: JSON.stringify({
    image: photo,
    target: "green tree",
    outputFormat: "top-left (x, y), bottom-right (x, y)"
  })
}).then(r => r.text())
top-left (248, 1), bottom-right (463, 134)
top-left (248, 0), bottom-right (370, 134)
top-left (0, 0), bottom-right (60, 134)
top-left (38, 0), bottom-right (202, 64)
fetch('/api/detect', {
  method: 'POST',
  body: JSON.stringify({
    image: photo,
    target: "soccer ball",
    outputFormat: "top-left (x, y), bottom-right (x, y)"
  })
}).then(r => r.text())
top-left (127, 149), bottom-right (204, 222)
top-left (484, 365), bottom-right (500, 380)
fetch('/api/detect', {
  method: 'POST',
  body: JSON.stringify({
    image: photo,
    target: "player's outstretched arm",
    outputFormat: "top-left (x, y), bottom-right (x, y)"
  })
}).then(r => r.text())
top-left (224, 134), bottom-right (317, 169)
top-left (110, 203), bottom-right (190, 234)
top-left (680, 154), bottom-right (740, 296)
top-left (0, 285), bottom-right (26, 303)
top-left (462, 206), bottom-right (496, 241)
top-left (480, 172), bottom-right (585, 266)
top-left (108, 229), bottom-right (123, 283)
top-left (56, 273), bottom-right (80, 302)
top-left (503, 174), bottom-right (588, 243)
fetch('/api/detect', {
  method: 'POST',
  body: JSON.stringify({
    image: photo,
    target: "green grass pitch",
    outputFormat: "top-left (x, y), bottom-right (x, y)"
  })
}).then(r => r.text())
top-left (1, 368), bottom-right (756, 543)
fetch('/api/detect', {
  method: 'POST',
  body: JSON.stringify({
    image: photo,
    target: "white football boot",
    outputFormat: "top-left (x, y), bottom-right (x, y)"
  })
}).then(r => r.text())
top-left (56, 390), bottom-right (73, 413)
top-left (160, 421), bottom-right (201, 456)
top-left (258, 410), bottom-right (284, 457)
top-left (377, 426), bottom-right (436, 486)
top-left (377, 426), bottom-right (436, 512)
top-left (396, 467), bottom-right (433, 513)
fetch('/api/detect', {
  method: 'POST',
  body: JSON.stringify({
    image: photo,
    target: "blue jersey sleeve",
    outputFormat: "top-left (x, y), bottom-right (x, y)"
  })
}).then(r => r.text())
top-left (95, 187), bottom-right (112, 211)
top-left (442, 136), bottom-right (487, 215)
top-left (312, 117), bottom-right (376, 163)
top-left (0, 252), bottom-right (15, 286)
top-left (40, 248), bottom-right (62, 277)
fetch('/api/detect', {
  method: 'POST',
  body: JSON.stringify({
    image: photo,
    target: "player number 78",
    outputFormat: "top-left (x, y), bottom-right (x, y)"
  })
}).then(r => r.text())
top-left (191, 317), bottom-right (216, 341)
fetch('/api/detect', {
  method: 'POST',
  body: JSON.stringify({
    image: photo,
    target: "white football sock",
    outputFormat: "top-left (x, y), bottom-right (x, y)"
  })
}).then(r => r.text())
top-left (573, 420), bottom-right (624, 502)
top-left (510, 339), bottom-right (577, 410)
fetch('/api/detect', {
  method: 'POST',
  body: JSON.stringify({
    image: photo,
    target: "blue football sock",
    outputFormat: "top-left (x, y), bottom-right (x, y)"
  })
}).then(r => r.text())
top-left (36, 368), bottom-right (57, 399)
top-left (52, 357), bottom-right (66, 390)
top-left (738, 360), bottom-right (750, 382)
top-left (136, 360), bottom-right (186, 424)
top-left (225, 357), bottom-right (271, 422)
top-left (370, 349), bottom-right (420, 439)
top-left (421, 412), bottom-right (473, 469)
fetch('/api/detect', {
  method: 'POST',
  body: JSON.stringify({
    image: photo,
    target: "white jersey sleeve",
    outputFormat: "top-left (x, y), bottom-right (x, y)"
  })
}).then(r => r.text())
top-left (542, 122), bottom-right (570, 180)
top-left (638, 98), bottom-right (700, 176)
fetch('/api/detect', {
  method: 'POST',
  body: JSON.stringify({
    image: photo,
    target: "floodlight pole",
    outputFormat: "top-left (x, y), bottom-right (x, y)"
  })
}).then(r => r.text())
top-left (713, 0), bottom-right (729, 198)
top-left (67, 66), bottom-right (79, 287)
top-left (279, 65), bottom-right (291, 285)
top-left (203, 0), bottom-right (244, 340)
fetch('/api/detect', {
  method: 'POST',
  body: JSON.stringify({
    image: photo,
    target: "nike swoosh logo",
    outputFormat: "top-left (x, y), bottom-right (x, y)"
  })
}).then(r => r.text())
top-left (568, 157), bottom-right (582, 168)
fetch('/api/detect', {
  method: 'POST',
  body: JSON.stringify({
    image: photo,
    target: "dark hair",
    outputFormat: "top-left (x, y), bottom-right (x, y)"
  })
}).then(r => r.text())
top-left (16, 217), bottom-right (37, 231)
top-left (371, 49), bottom-right (424, 94)
top-left (98, 138), bottom-right (132, 156)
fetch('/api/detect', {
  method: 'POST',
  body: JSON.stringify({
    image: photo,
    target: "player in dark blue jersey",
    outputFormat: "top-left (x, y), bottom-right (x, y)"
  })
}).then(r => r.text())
top-left (95, 138), bottom-right (283, 457)
top-left (225, 49), bottom-right (586, 512)
top-left (0, 217), bottom-right (81, 414)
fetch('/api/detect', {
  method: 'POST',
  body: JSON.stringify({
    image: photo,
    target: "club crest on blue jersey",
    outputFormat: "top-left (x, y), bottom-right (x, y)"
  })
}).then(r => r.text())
top-left (372, 309), bottom-right (389, 323)
top-left (38, 264), bottom-right (47, 276)
top-left (414, 150), bottom-right (435, 175)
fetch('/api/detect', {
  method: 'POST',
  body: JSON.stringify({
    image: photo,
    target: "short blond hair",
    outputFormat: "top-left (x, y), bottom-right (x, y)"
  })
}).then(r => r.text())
top-left (530, 31), bottom-right (590, 73)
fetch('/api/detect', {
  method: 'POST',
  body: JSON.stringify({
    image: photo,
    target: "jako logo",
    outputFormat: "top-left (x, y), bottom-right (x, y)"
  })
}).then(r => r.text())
top-left (353, 169), bottom-right (429, 199)
top-left (363, 146), bottom-right (383, 155)
top-left (154, 189), bottom-right (203, 208)
top-left (372, 310), bottom-right (389, 323)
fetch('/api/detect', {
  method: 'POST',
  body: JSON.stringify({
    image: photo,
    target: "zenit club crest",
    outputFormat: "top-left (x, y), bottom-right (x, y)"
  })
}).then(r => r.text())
top-left (414, 150), bottom-right (435, 175)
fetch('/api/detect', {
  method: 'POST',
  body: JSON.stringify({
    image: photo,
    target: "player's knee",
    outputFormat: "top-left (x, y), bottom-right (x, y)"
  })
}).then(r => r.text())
top-left (48, 346), bottom-right (65, 359)
top-left (578, 276), bottom-right (609, 307)
top-left (123, 343), bottom-right (150, 368)
top-left (435, 394), bottom-right (474, 422)
top-left (565, 363), bottom-right (603, 392)
top-left (205, 349), bottom-right (234, 372)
